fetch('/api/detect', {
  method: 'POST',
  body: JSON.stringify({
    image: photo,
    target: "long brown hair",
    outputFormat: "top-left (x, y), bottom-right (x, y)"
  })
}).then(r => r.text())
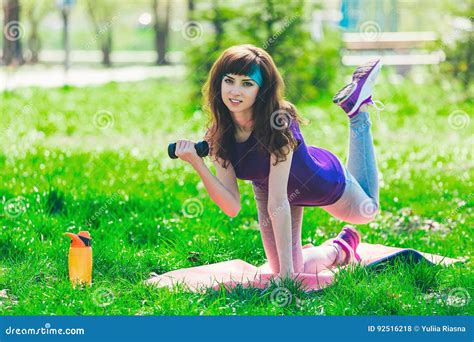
top-left (203, 44), bottom-right (305, 168)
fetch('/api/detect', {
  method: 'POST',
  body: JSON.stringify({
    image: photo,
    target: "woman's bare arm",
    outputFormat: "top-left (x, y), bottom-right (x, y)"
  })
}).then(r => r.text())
top-left (267, 146), bottom-right (294, 277)
top-left (191, 157), bottom-right (241, 217)
top-left (174, 139), bottom-right (240, 217)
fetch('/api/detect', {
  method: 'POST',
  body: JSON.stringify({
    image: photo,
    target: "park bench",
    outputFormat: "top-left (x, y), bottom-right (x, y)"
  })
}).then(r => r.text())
top-left (341, 31), bottom-right (444, 66)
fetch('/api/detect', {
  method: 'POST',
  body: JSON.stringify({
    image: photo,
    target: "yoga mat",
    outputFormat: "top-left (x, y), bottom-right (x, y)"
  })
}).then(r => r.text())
top-left (144, 241), bottom-right (463, 293)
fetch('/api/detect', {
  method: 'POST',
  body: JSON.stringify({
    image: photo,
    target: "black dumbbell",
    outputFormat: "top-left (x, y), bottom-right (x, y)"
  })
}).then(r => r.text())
top-left (168, 140), bottom-right (209, 159)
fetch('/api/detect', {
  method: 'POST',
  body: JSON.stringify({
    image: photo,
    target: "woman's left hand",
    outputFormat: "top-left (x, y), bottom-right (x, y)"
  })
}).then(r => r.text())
top-left (275, 267), bottom-right (295, 285)
top-left (278, 264), bottom-right (294, 278)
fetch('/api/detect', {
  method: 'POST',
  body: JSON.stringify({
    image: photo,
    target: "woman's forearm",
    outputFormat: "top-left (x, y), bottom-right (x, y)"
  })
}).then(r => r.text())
top-left (191, 158), bottom-right (240, 217)
top-left (268, 200), bottom-right (294, 276)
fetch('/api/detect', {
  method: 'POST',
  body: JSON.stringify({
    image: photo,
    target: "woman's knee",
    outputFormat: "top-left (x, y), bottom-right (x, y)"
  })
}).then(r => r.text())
top-left (346, 215), bottom-right (375, 225)
top-left (352, 198), bottom-right (379, 224)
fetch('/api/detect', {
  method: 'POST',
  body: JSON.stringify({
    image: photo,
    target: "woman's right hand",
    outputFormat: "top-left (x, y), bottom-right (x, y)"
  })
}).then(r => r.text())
top-left (175, 139), bottom-right (202, 166)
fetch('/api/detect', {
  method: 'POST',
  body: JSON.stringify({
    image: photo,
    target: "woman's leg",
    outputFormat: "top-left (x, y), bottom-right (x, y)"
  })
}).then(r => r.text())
top-left (302, 245), bottom-right (339, 274)
top-left (320, 109), bottom-right (380, 224)
top-left (328, 59), bottom-right (382, 223)
top-left (253, 184), bottom-right (304, 273)
top-left (346, 109), bottom-right (379, 205)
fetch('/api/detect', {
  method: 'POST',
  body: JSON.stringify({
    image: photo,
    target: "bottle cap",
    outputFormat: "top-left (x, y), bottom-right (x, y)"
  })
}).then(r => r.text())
top-left (65, 231), bottom-right (91, 247)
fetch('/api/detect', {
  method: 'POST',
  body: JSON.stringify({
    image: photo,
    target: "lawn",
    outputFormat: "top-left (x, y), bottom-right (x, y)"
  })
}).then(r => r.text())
top-left (0, 71), bottom-right (472, 315)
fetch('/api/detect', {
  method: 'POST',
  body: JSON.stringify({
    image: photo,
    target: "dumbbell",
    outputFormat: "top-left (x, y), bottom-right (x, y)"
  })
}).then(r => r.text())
top-left (168, 140), bottom-right (209, 159)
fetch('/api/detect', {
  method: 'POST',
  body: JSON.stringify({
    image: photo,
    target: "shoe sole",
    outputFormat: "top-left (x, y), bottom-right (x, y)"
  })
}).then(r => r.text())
top-left (332, 82), bottom-right (356, 104)
top-left (333, 60), bottom-right (381, 105)
top-left (346, 59), bottom-right (382, 116)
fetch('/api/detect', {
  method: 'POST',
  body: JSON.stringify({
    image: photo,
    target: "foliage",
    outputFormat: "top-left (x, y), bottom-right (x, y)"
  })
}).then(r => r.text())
top-left (186, 0), bottom-right (342, 104)
top-left (438, 0), bottom-right (474, 90)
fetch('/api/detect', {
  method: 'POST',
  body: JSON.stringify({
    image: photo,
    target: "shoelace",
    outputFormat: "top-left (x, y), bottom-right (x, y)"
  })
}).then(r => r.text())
top-left (368, 99), bottom-right (385, 121)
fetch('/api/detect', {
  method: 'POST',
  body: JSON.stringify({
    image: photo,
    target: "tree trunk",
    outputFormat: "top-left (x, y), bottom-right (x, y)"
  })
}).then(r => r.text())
top-left (187, 0), bottom-right (194, 21)
top-left (85, 0), bottom-right (115, 68)
top-left (24, 5), bottom-right (39, 64)
top-left (263, 0), bottom-right (276, 55)
top-left (27, 21), bottom-right (40, 63)
top-left (464, 32), bottom-right (473, 89)
top-left (102, 30), bottom-right (112, 67)
top-left (211, 0), bottom-right (223, 50)
top-left (153, 0), bottom-right (170, 65)
top-left (2, 0), bottom-right (24, 66)
top-left (62, 8), bottom-right (71, 71)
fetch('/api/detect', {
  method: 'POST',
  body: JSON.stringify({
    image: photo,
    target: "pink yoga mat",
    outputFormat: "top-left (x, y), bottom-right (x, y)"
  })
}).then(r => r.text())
top-left (145, 242), bottom-right (462, 293)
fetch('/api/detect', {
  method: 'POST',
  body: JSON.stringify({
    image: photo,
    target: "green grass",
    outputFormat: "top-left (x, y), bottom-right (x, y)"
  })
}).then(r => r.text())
top-left (0, 70), bottom-right (472, 315)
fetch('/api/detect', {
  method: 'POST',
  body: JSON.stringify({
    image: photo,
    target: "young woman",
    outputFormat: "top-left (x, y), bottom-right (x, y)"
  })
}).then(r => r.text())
top-left (174, 44), bottom-right (382, 278)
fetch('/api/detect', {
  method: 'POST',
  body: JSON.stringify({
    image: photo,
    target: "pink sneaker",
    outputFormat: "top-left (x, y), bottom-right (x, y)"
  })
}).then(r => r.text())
top-left (332, 225), bottom-right (362, 265)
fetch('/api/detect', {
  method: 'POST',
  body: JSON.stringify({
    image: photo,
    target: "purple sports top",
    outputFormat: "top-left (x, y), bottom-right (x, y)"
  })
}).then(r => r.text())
top-left (229, 119), bottom-right (346, 206)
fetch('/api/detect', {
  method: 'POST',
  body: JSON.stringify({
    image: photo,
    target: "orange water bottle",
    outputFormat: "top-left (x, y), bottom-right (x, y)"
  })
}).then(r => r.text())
top-left (64, 231), bottom-right (92, 286)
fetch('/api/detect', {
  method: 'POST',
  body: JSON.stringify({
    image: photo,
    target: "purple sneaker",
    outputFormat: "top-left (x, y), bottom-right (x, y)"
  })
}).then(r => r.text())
top-left (333, 59), bottom-right (382, 118)
top-left (332, 225), bottom-right (362, 265)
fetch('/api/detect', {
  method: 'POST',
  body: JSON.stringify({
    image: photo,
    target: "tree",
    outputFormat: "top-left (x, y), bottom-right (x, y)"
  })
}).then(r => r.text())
top-left (187, 0), bottom-right (194, 21)
top-left (2, 0), bottom-right (24, 66)
top-left (21, 0), bottom-right (52, 63)
top-left (440, 0), bottom-right (474, 90)
top-left (187, 0), bottom-right (341, 103)
top-left (152, 0), bottom-right (171, 65)
top-left (85, 0), bottom-right (119, 67)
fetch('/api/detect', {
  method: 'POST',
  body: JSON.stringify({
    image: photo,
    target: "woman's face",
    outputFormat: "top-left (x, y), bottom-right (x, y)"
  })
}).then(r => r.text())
top-left (221, 73), bottom-right (260, 115)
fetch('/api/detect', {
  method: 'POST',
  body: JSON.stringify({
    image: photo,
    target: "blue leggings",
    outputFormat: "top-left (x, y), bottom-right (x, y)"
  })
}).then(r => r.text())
top-left (320, 110), bottom-right (380, 223)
